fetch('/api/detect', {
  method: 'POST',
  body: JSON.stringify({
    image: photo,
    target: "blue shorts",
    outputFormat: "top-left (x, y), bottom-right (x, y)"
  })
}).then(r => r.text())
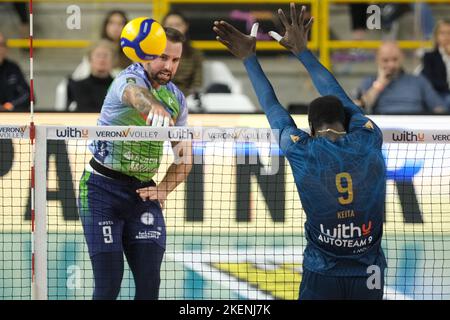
top-left (78, 170), bottom-right (166, 257)
top-left (299, 268), bottom-right (384, 300)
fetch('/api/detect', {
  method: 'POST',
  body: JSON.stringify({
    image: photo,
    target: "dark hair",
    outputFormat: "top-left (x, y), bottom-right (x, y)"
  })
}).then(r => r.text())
top-left (101, 10), bottom-right (128, 40)
top-left (162, 11), bottom-right (193, 55)
top-left (162, 10), bottom-right (189, 28)
top-left (308, 95), bottom-right (346, 135)
top-left (164, 27), bottom-right (186, 44)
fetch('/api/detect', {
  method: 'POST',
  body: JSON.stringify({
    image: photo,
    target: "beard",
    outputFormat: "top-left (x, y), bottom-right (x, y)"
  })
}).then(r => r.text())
top-left (151, 70), bottom-right (173, 85)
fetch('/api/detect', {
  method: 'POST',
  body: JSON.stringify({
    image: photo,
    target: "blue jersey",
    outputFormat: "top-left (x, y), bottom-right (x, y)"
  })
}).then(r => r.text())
top-left (244, 51), bottom-right (387, 277)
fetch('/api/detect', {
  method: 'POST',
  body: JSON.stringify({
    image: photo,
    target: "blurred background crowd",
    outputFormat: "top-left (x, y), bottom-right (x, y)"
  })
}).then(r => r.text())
top-left (0, 0), bottom-right (449, 115)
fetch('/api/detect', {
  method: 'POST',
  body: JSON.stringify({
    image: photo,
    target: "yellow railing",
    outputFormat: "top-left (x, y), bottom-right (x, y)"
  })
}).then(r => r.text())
top-left (154, 0), bottom-right (319, 51)
top-left (0, 0), bottom-right (152, 2)
top-left (3, 0), bottom-right (449, 68)
top-left (320, 0), bottom-right (449, 69)
top-left (4, 0), bottom-right (319, 51)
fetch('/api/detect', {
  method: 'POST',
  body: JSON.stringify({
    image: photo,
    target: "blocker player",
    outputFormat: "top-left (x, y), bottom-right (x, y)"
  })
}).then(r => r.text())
top-left (213, 3), bottom-right (387, 299)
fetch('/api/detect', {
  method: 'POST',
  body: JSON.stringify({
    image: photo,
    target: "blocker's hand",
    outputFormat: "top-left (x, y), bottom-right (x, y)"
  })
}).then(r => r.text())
top-left (268, 3), bottom-right (313, 55)
top-left (213, 20), bottom-right (258, 60)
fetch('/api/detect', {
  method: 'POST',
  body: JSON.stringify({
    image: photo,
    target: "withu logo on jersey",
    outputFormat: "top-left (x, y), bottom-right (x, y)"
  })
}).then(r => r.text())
top-left (318, 221), bottom-right (373, 248)
top-left (320, 221), bottom-right (372, 238)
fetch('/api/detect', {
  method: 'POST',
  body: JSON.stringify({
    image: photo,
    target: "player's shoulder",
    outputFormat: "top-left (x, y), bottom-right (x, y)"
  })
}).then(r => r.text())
top-left (350, 113), bottom-right (377, 129)
top-left (280, 127), bottom-right (311, 152)
top-left (166, 81), bottom-right (187, 104)
top-left (347, 114), bottom-right (383, 145)
top-left (116, 63), bottom-right (147, 82)
top-left (166, 81), bottom-right (184, 96)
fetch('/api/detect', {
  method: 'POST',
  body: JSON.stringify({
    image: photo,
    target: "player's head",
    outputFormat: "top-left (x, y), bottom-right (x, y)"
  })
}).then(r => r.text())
top-left (308, 95), bottom-right (346, 136)
top-left (145, 27), bottom-right (185, 86)
top-left (376, 41), bottom-right (403, 78)
top-left (434, 19), bottom-right (450, 51)
top-left (0, 32), bottom-right (7, 64)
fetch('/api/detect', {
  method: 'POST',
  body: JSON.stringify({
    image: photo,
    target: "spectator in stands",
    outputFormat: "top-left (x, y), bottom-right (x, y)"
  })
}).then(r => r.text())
top-left (162, 11), bottom-right (204, 97)
top-left (380, 3), bottom-right (434, 41)
top-left (421, 19), bottom-right (450, 109)
top-left (72, 10), bottom-right (131, 80)
top-left (0, 3), bottom-right (29, 39)
top-left (66, 40), bottom-right (114, 112)
top-left (356, 41), bottom-right (446, 115)
top-left (0, 32), bottom-right (29, 112)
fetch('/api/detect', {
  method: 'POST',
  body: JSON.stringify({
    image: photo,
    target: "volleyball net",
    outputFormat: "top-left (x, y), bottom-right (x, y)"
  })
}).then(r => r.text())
top-left (0, 123), bottom-right (450, 300)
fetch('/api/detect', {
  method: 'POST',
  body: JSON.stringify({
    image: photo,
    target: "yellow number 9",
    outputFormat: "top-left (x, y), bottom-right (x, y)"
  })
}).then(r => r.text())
top-left (336, 172), bottom-right (353, 205)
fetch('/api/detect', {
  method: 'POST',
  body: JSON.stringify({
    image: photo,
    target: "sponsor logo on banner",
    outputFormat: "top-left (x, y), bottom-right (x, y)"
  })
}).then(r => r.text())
top-left (128, 130), bottom-right (159, 139)
top-left (0, 126), bottom-right (27, 138)
top-left (95, 128), bottom-right (160, 140)
top-left (391, 131), bottom-right (425, 142)
top-left (55, 127), bottom-right (89, 138)
top-left (432, 134), bottom-right (450, 142)
top-left (205, 128), bottom-right (273, 142)
top-left (168, 128), bottom-right (201, 140)
top-left (95, 128), bottom-right (131, 138)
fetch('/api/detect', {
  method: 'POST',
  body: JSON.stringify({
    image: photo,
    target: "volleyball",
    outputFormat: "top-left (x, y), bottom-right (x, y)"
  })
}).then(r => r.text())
top-left (120, 17), bottom-right (167, 63)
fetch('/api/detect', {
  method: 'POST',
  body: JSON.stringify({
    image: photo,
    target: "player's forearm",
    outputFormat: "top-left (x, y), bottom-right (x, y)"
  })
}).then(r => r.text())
top-left (159, 142), bottom-right (193, 195)
top-left (122, 84), bottom-right (158, 114)
top-left (159, 161), bottom-right (192, 195)
top-left (243, 54), bottom-right (296, 130)
top-left (296, 50), bottom-right (362, 116)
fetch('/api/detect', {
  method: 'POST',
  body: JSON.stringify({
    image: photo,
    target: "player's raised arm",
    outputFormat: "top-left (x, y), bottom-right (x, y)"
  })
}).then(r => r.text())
top-left (213, 21), bottom-right (296, 132)
top-left (270, 3), bottom-right (362, 117)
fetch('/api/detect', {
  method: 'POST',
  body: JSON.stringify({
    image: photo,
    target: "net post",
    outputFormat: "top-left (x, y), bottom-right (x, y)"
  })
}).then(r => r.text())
top-left (32, 125), bottom-right (47, 300)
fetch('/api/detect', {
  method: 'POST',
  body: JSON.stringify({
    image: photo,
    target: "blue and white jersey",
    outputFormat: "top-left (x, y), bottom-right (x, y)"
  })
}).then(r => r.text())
top-left (89, 63), bottom-right (188, 181)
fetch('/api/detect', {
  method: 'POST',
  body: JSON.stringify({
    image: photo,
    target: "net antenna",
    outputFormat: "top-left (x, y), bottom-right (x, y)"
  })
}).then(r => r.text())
top-left (29, 0), bottom-right (47, 300)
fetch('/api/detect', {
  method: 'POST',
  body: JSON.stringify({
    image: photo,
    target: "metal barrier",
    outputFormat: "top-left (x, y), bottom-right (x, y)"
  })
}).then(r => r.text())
top-left (2, 0), bottom-right (449, 67)
top-left (2, 0), bottom-right (319, 51)
top-left (320, 0), bottom-right (449, 69)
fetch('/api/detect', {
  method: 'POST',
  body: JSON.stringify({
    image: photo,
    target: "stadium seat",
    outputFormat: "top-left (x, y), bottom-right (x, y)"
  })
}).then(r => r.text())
top-left (202, 60), bottom-right (243, 94)
top-left (186, 60), bottom-right (257, 113)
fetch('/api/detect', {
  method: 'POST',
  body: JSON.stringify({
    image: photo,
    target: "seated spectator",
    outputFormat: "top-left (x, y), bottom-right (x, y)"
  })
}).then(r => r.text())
top-left (162, 11), bottom-right (204, 97)
top-left (72, 10), bottom-right (131, 80)
top-left (421, 19), bottom-right (450, 109)
top-left (0, 32), bottom-right (29, 112)
top-left (356, 42), bottom-right (446, 115)
top-left (66, 40), bottom-right (114, 112)
top-left (380, 3), bottom-right (434, 41)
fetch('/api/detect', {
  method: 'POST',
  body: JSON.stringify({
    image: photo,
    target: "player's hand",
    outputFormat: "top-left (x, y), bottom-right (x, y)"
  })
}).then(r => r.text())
top-left (136, 186), bottom-right (168, 209)
top-left (269, 3), bottom-right (313, 55)
top-left (146, 102), bottom-right (174, 127)
top-left (213, 20), bottom-right (258, 60)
